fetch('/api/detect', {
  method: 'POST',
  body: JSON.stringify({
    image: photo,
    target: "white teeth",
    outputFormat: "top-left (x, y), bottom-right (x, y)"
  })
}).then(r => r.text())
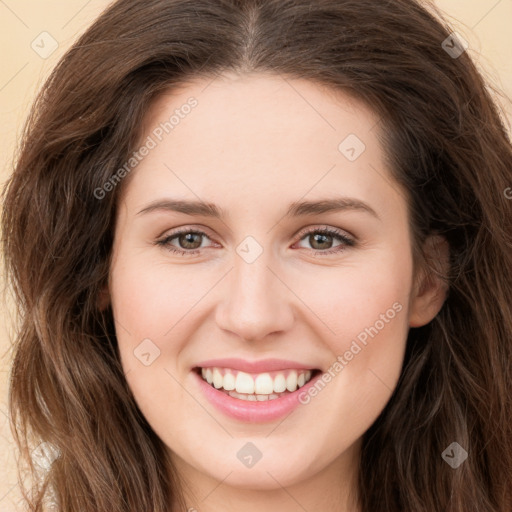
top-left (235, 371), bottom-right (255, 394)
top-left (254, 373), bottom-right (274, 394)
top-left (200, 367), bottom-right (315, 397)
top-left (286, 371), bottom-right (298, 392)
top-left (222, 372), bottom-right (236, 391)
top-left (273, 374), bottom-right (287, 392)
top-left (212, 368), bottom-right (223, 389)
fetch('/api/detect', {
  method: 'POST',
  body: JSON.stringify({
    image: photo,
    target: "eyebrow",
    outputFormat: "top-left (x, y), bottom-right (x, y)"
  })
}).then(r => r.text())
top-left (136, 197), bottom-right (379, 220)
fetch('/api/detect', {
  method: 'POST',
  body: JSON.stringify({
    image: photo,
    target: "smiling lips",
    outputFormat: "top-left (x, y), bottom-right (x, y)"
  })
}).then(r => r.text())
top-left (194, 357), bottom-right (321, 404)
top-left (193, 360), bottom-right (323, 422)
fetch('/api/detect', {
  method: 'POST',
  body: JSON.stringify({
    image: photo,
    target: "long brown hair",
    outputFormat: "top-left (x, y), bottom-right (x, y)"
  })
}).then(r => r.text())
top-left (2, 0), bottom-right (512, 510)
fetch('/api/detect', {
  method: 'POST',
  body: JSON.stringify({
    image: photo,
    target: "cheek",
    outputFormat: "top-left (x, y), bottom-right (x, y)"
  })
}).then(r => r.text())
top-left (110, 254), bottom-right (207, 341)
top-left (292, 249), bottom-right (412, 417)
top-left (109, 254), bottom-right (220, 405)
top-left (109, 257), bottom-right (197, 435)
top-left (109, 256), bottom-right (173, 379)
top-left (293, 249), bottom-right (412, 351)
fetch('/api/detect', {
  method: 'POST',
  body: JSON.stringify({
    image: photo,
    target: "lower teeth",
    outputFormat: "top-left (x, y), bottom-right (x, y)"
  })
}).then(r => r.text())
top-left (216, 386), bottom-right (290, 401)
top-left (229, 390), bottom-right (287, 401)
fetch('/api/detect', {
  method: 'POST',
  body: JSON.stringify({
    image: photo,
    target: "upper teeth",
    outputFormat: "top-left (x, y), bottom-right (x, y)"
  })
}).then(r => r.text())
top-left (201, 367), bottom-right (313, 395)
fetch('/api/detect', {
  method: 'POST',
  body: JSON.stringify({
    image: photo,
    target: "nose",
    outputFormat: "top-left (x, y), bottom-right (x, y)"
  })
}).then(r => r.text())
top-left (215, 251), bottom-right (295, 343)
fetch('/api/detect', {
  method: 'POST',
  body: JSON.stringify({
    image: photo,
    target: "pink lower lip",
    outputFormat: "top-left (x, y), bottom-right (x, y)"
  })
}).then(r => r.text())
top-left (193, 369), bottom-right (322, 423)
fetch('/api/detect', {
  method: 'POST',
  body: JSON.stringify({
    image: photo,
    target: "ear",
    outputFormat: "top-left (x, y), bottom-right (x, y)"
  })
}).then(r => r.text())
top-left (408, 235), bottom-right (450, 327)
top-left (97, 282), bottom-right (110, 311)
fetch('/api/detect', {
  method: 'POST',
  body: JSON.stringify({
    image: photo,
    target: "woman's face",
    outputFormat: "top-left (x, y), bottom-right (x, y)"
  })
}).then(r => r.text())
top-left (108, 72), bottom-right (445, 497)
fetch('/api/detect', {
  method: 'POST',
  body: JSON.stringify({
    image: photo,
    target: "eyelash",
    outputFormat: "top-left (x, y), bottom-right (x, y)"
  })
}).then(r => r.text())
top-left (155, 226), bottom-right (356, 257)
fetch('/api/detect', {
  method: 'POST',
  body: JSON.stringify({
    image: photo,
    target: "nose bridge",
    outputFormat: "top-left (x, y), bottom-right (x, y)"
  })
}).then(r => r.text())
top-left (215, 244), bottom-right (294, 342)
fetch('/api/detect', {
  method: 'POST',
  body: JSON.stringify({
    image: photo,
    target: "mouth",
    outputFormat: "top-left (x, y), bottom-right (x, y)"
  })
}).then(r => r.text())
top-left (193, 366), bottom-right (322, 402)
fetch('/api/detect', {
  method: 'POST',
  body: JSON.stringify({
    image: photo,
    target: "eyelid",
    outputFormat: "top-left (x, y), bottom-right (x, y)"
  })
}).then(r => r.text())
top-left (155, 224), bottom-right (216, 240)
top-left (294, 224), bottom-right (355, 242)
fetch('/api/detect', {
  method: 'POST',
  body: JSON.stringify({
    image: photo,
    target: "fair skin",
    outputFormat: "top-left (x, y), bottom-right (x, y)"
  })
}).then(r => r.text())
top-left (105, 72), bottom-right (448, 512)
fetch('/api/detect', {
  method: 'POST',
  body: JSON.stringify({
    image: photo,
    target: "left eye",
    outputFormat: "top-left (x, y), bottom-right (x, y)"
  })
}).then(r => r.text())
top-left (155, 227), bottom-right (355, 256)
top-left (294, 228), bottom-right (355, 254)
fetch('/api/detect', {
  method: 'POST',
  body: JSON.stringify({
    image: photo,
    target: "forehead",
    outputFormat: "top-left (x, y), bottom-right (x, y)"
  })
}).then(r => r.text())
top-left (118, 72), bottom-right (402, 223)
top-left (140, 71), bottom-right (381, 147)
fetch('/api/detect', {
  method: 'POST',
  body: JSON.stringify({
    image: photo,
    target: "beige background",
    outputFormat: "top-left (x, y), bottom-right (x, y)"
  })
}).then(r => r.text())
top-left (1, 1), bottom-right (511, 509)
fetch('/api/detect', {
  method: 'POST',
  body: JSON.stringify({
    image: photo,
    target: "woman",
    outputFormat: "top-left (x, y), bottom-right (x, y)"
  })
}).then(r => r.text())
top-left (2, 0), bottom-right (511, 510)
